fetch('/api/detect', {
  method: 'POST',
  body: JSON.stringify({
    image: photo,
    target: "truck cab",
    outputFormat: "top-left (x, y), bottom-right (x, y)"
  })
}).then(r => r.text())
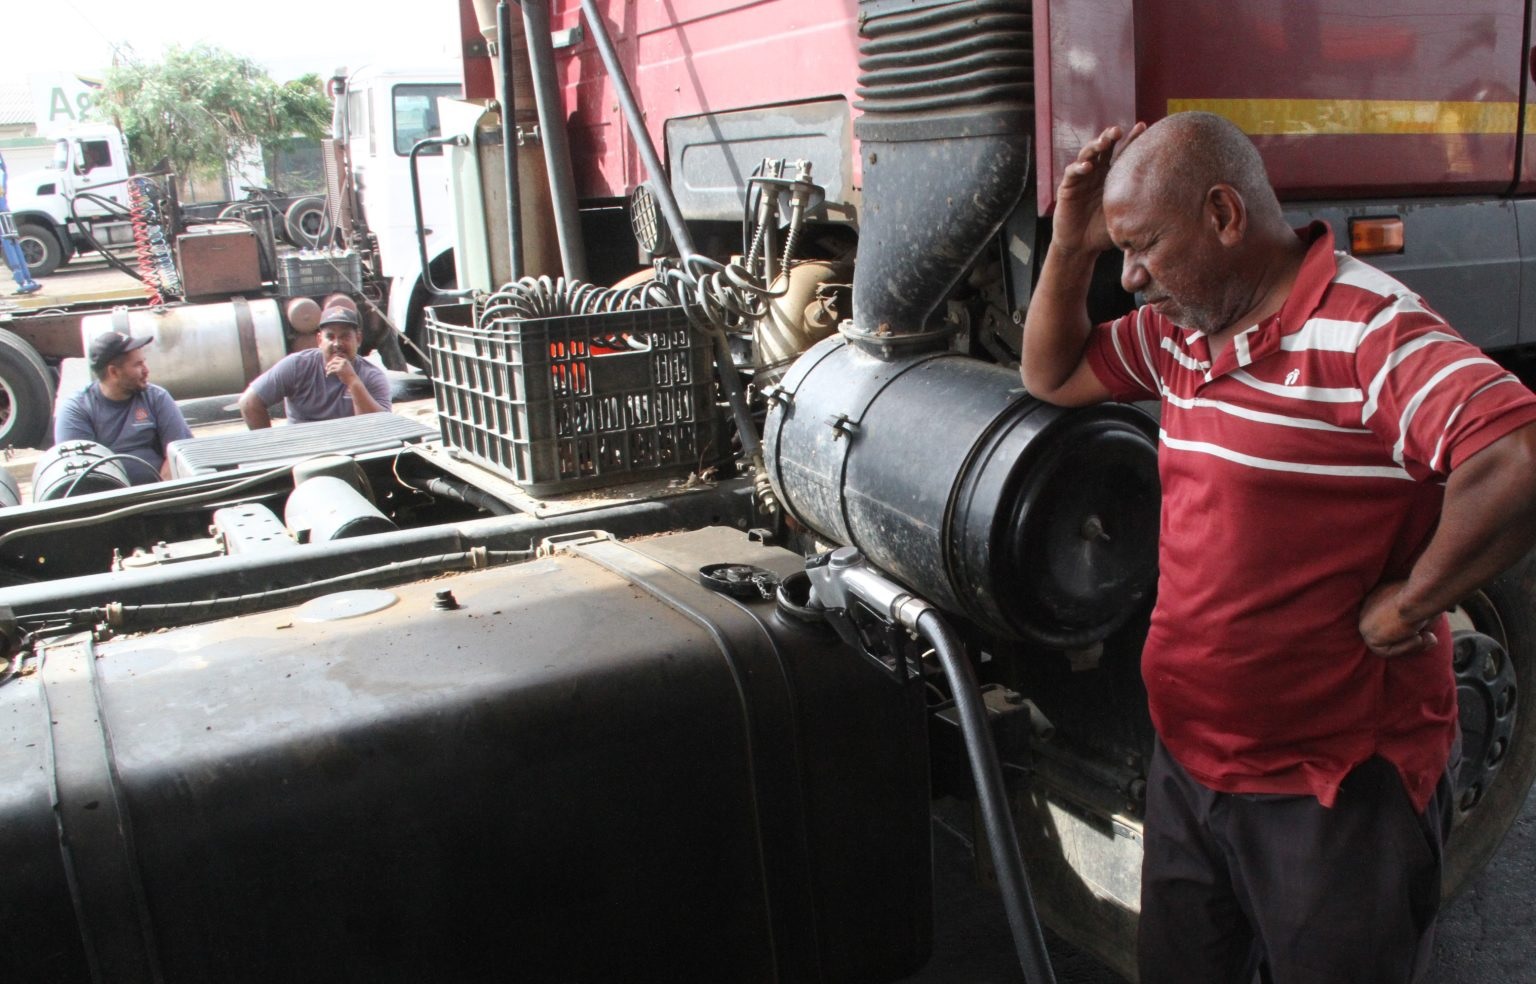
top-left (7, 123), bottom-right (133, 276)
top-left (333, 65), bottom-right (462, 350)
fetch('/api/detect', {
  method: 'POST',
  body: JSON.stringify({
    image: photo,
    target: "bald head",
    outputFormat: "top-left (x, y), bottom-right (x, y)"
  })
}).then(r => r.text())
top-left (1097, 112), bottom-right (1306, 336)
top-left (1108, 112), bottom-right (1282, 228)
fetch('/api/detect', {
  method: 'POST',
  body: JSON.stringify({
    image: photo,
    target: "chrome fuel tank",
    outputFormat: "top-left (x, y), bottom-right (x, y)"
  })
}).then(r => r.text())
top-left (1, 527), bottom-right (931, 983)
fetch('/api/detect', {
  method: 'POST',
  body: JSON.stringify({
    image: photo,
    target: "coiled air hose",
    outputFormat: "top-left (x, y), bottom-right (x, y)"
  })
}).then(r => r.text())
top-left (59, 452), bottom-right (158, 497)
top-left (473, 256), bottom-right (773, 462)
top-left (70, 181), bottom-right (175, 298)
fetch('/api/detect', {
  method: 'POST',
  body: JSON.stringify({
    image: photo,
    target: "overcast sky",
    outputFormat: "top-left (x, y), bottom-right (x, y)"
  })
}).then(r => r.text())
top-left (11, 0), bottom-right (463, 81)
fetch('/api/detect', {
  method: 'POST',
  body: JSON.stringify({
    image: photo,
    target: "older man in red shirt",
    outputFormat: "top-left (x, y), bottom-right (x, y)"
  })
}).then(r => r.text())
top-left (1022, 111), bottom-right (1536, 983)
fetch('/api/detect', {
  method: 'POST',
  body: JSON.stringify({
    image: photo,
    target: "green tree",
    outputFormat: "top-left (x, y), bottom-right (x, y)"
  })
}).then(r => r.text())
top-left (92, 44), bottom-right (331, 195)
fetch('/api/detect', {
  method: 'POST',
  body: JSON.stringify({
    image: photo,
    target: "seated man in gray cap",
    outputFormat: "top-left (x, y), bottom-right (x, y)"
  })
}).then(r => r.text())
top-left (55, 330), bottom-right (194, 483)
top-left (238, 305), bottom-right (392, 429)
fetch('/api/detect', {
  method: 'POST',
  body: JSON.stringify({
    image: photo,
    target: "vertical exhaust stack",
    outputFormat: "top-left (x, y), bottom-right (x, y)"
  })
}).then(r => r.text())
top-left (851, 0), bottom-right (1034, 354)
top-left (765, 2), bottom-right (1160, 644)
top-left (468, 0), bottom-right (561, 284)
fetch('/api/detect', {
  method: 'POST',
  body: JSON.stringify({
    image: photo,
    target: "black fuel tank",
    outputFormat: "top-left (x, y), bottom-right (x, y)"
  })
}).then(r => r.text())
top-left (1, 528), bottom-right (931, 983)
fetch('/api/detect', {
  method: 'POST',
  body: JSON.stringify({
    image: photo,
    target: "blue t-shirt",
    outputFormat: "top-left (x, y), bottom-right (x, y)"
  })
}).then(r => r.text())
top-left (55, 382), bottom-right (193, 484)
top-left (247, 348), bottom-right (392, 424)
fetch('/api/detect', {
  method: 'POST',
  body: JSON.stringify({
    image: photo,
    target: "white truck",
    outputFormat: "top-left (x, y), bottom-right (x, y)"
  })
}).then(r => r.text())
top-left (5, 123), bottom-right (329, 278)
top-left (331, 64), bottom-right (463, 350)
top-left (8, 70), bottom-right (459, 295)
top-left (6, 123), bottom-right (135, 276)
top-left (0, 67), bottom-right (461, 450)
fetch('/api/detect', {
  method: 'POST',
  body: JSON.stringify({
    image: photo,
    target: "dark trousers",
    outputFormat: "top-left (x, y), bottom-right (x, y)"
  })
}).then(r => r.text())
top-left (1138, 739), bottom-right (1453, 984)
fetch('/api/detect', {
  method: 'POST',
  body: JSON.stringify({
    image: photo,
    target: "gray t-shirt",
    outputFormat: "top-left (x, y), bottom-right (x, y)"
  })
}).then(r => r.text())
top-left (55, 382), bottom-right (194, 484)
top-left (247, 348), bottom-right (393, 424)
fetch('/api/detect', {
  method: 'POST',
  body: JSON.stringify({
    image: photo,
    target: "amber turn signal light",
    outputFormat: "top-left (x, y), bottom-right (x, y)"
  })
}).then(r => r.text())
top-left (1349, 217), bottom-right (1405, 255)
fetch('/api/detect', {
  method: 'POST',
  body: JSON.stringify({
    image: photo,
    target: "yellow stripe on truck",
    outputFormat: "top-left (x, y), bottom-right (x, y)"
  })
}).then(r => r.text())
top-left (1167, 98), bottom-right (1535, 135)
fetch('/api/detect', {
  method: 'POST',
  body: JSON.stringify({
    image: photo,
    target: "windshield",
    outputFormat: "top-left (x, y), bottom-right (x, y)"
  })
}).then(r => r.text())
top-left (393, 83), bottom-right (461, 156)
top-left (49, 139), bottom-right (68, 170)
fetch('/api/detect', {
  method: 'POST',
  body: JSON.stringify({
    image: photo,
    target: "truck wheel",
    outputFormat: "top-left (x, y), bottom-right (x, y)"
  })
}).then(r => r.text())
top-left (0, 329), bottom-right (56, 449)
top-left (15, 221), bottom-right (64, 277)
top-left (218, 203), bottom-right (260, 223)
top-left (1443, 549), bottom-right (1536, 898)
top-left (284, 198), bottom-right (330, 247)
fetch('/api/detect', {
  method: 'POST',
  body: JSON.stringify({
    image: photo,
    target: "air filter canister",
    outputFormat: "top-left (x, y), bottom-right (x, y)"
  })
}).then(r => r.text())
top-left (765, 334), bottom-right (1160, 646)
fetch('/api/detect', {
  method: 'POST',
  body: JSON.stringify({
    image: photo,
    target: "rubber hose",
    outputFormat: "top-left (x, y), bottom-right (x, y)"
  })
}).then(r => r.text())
top-left (0, 459), bottom-right (305, 549)
top-left (24, 548), bottom-right (533, 637)
top-left (414, 476), bottom-right (516, 516)
top-left (74, 192), bottom-right (156, 285)
top-left (60, 453), bottom-right (156, 497)
top-left (916, 607), bottom-right (1057, 984)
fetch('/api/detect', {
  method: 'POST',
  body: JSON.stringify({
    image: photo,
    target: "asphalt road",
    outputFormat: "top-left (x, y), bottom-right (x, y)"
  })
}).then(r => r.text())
top-left (1430, 785), bottom-right (1536, 984)
top-left (1, 251), bottom-right (145, 308)
top-left (910, 780), bottom-right (1536, 983)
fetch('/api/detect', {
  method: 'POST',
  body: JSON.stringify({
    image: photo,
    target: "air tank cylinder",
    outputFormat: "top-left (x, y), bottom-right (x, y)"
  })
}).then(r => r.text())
top-left (764, 334), bottom-right (1161, 646)
top-left (78, 299), bottom-right (286, 399)
top-left (31, 441), bottom-right (132, 501)
top-left (285, 476), bottom-right (396, 542)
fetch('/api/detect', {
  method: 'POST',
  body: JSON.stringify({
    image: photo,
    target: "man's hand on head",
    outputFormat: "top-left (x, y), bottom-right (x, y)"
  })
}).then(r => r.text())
top-left (1360, 580), bottom-right (1438, 658)
top-left (1052, 122), bottom-right (1147, 256)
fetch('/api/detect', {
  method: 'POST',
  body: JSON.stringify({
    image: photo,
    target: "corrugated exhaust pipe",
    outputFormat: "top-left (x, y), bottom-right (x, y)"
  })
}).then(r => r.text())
top-left (851, 0), bottom-right (1034, 355)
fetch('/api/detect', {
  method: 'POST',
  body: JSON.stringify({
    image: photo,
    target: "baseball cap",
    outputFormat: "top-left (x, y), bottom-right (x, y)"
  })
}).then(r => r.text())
top-left (318, 306), bottom-right (361, 330)
top-left (89, 331), bottom-right (152, 372)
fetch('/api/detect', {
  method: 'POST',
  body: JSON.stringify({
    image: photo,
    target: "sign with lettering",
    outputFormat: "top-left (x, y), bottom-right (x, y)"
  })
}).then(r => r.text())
top-left (29, 73), bottom-right (103, 137)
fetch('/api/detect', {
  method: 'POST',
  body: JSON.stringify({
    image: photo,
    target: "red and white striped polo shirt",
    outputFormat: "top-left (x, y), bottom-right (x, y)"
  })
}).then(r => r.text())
top-left (1085, 223), bottom-right (1536, 810)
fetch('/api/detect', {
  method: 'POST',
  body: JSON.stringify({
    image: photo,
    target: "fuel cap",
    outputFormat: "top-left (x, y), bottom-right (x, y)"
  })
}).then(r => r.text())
top-left (698, 563), bottom-right (780, 600)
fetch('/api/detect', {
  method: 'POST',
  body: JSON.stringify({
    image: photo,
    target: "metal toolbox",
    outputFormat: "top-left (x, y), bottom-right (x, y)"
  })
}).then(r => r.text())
top-left (174, 223), bottom-right (263, 298)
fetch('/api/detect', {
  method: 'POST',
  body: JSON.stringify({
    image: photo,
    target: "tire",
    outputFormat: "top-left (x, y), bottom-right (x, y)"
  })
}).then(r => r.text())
top-left (402, 284), bottom-right (432, 374)
top-left (403, 254), bottom-right (457, 376)
top-left (369, 313), bottom-right (410, 372)
top-left (284, 197), bottom-right (330, 247)
top-left (0, 467), bottom-right (18, 508)
top-left (15, 221), bottom-right (64, 277)
top-left (1443, 548), bottom-right (1536, 898)
top-left (0, 328), bottom-right (56, 449)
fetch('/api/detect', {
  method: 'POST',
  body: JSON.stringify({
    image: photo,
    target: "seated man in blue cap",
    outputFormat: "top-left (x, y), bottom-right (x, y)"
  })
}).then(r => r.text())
top-left (55, 331), bottom-right (193, 483)
top-left (238, 305), bottom-right (392, 428)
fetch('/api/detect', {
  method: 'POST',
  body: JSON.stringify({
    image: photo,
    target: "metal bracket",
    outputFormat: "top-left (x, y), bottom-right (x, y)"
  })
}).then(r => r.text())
top-left (824, 412), bottom-right (857, 440)
top-left (535, 529), bottom-right (613, 557)
top-left (40, 639), bottom-right (163, 978)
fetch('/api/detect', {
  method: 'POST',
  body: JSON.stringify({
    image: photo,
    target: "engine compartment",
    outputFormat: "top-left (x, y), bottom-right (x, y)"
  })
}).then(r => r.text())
top-left (0, 391), bottom-right (1159, 981)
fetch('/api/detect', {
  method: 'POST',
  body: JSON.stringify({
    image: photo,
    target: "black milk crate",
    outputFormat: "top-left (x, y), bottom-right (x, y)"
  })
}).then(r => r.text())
top-left (426, 303), bottom-right (726, 494)
top-left (277, 250), bottom-right (363, 297)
